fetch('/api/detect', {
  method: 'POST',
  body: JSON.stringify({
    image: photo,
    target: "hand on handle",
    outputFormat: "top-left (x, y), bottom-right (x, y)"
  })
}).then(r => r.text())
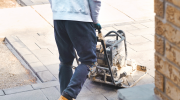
top-left (94, 23), bottom-right (102, 33)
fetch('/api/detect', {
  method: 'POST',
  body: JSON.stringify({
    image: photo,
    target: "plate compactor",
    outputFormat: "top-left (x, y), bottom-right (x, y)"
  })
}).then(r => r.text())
top-left (74, 29), bottom-right (147, 87)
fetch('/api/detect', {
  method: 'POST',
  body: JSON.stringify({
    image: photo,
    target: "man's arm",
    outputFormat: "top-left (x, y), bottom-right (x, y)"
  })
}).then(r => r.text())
top-left (88, 0), bottom-right (101, 24)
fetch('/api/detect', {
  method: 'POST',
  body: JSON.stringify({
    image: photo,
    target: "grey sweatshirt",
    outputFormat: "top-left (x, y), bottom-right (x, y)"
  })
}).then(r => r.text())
top-left (48, 0), bottom-right (101, 23)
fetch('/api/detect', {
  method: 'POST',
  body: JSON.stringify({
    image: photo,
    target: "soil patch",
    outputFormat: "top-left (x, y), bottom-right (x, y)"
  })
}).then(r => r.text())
top-left (0, 0), bottom-right (21, 9)
top-left (0, 40), bottom-right (36, 89)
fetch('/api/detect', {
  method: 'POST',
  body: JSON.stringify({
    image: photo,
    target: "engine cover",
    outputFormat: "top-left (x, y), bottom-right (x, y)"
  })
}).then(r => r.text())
top-left (96, 39), bottom-right (124, 67)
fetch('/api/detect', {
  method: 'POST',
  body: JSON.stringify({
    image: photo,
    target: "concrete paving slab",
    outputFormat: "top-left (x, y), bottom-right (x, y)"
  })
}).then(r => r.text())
top-left (131, 50), bottom-right (155, 61)
top-left (25, 43), bottom-right (40, 50)
top-left (31, 48), bottom-right (53, 58)
top-left (41, 87), bottom-right (60, 100)
top-left (0, 6), bottom-right (53, 37)
top-left (42, 0), bottom-right (49, 4)
top-left (135, 19), bottom-right (153, 24)
top-left (46, 64), bottom-right (59, 75)
top-left (114, 21), bottom-right (136, 26)
top-left (103, 0), bottom-right (154, 21)
top-left (37, 71), bottom-right (57, 82)
top-left (20, 0), bottom-right (33, 6)
top-left (76, 92), bottom-right (107, 100)
top-left (32, 81), bottom-right (59, 89)
top-left (6, 36), bottom-right (20, 42)
top-left (3, 85), bottom-right (33, 95)
top-left (17, 35), bottom-right (38, 42)
top-left (84, 79), bottom-right (117, 93)
top-left (131, 23), bottom-right (148, 29)
top-left (103, 27), bottom-right (117, 32)
top-left (102, 91), bottom-right (118, 100)
top-left (140, 60), bottom-right (155, 77)
top-left (53, 74), bottom-right (59, 80)
top-left (123, 31), bottom-right (135, 37)
top-left (128, 42), bottom-right (154, 52)
top-left (134, 74), bottom-right (154, 86)
top-left (38, 56), bottom-right (59, 66)
top-left (31, 0), bottom-right (44, 5)
top-left (147, 68), bottom-right (155, 78)
top-left (9, 41), bottom-right (26, 48)
top-left (142, 34), bottom-right (154, 42)
top-left (32, 4), bottom-right (53, 26)
top-left (114, 25), bottom-right (138, 31)
top-left (48, 47), bottom-right (59, 55)
top-left (32, 2), bottom-right (134, 26)
top-left (35, 41), bottom-right (50, 49)
top-left (127, 28), bottom-right (155, 36)
top-left (101, 29), bottom-right (110, 35)
top-left (140, 22), bottom-right (155, 28)
top-left (55, 85), bottom-right (60, 92)
top-left (0, 90), bottom-right (48, 100)
top-left (18, 37), bottom-right (41, 50)
top-left (29, 62), bottom-right (48, 73)
top-left (118, 84), bottom-right (156, 100)
top-left (22, 54), bottom-right (39, 63)
top-left (15, 47), bottom-right (32, 55)
top-left (0, 90), bottom-right (5, 96)
top-left (126, 36), bottom-right (150, 45)
top-left (126, 47), bottom-right (138, 59)
top-left (33, 34), bottom-right (56, 47)
top-left (102, 24), bottom-right (116, 28)
top-left (78, 86), bottom-right (93, 97)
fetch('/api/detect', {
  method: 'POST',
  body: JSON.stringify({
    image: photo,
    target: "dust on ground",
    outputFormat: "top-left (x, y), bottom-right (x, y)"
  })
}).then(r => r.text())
top-left (0, 0), bottom-right (21, 9)
top-left (0, 42), bottom-right (36, 89)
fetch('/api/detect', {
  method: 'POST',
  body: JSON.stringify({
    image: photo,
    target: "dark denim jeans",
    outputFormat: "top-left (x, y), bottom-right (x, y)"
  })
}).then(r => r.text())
top-left (54, 20), bottom-right (97, 99)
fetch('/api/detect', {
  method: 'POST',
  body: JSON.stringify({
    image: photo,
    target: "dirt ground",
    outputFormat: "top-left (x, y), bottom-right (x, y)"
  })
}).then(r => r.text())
top-left (0, 41), bottom-right (36, 89)
top-left (0, 0), bottom-right (21, 9)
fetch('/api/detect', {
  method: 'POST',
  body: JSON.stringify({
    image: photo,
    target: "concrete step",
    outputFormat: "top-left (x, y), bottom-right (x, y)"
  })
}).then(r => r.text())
top-left (118, 84), bottom-right (160, 100)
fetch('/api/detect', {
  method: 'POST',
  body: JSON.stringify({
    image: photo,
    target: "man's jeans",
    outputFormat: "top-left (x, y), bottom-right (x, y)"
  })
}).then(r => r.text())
top-left (54, 20), bottom-right (97, 99)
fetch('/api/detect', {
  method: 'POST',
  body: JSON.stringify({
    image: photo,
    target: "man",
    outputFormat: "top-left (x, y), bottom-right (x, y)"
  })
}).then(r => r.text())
top-left (48, 0), bottom-right (101, 100)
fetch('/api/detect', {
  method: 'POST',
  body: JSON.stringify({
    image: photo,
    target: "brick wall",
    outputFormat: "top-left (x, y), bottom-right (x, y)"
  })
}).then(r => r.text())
top-left (154, 0), bottom-right (180, 100)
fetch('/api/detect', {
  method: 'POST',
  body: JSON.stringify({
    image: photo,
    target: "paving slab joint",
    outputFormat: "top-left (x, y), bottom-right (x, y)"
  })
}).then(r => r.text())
top-left (101, 19), bottom-right (154, 28)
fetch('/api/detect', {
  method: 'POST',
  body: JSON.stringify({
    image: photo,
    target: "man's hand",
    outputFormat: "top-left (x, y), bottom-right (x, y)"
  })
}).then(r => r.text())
top-left (94, 23), bottom-right (102, 30)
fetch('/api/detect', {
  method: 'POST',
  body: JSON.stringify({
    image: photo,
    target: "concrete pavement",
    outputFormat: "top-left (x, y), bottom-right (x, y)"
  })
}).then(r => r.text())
top-left (0, 1), bottom-right (155, 100)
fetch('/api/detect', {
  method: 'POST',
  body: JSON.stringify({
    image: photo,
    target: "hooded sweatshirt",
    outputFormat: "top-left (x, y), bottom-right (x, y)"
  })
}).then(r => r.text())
top-left (48, 0), bottom-right (101, 23)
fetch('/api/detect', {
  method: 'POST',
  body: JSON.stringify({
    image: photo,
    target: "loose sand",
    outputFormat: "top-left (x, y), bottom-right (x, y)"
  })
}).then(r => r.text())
top-left (0, 0), bottom-right (21, 9)
top-left (0, 41), bottom-right (36, 89)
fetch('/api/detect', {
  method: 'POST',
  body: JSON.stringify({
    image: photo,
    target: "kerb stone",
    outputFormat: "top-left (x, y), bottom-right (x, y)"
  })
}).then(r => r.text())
top-left (0, 90), bottom-right (48, 100)
top-left (32, 81), bottom-right (59, 89)
top-left (0, 90), bottom-right (4, 96)
top-left (3, 85), bottom-right (33, 95)
top-left (37, 71), bottom-right (57, 82)
top-left (41, 87), bottom-right (60, 100)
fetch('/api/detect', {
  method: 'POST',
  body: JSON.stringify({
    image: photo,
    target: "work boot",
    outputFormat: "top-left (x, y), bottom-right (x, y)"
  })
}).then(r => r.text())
top-left (58, 92), bottom-right (73, 100)
top-left (58, 96), bottom-right (76, 100)
top-left (58, 95), bottom-right (68, 100)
